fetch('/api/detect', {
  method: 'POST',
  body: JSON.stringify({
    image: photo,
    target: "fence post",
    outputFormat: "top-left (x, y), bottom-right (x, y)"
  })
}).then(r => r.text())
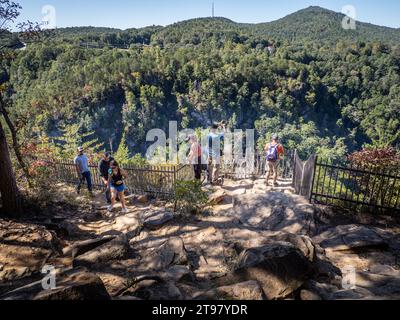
top-left (300, 157), bottom-right (306, 196)
top-left (292, 150), bottom-right (297, 188)
top-left (309, 155), bottom-right (318, 203)
top-left (173, 165), bottom-right (178, 212)
top-left (173, 165), bottom-right (177, 193)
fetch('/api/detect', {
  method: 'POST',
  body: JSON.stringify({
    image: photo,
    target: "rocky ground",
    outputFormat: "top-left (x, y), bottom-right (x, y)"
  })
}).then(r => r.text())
top-left (0, 179), bottom-right (399, 300)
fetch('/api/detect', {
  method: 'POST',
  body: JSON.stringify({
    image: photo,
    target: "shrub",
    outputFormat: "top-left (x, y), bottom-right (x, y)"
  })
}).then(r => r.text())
top-left (348, 147), bottom-right (400, 211)
top-left (348, 147), bottom-right (400, 171)
top-left (173, 180), bottom-right (209, 215)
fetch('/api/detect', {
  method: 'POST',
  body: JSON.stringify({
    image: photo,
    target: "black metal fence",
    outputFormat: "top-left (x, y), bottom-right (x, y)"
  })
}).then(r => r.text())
top-left (50, 152), bottom-right (400, 214)
top-left (292, 153), bottom-right (400, 214)
top-left (311, 158), bottom-right (400, 214)
top-left (50, 161), bottom-right (194, 197)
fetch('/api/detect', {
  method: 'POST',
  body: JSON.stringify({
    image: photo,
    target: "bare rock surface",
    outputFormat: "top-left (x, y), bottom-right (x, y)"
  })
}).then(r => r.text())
top-left (313, 224), bottom-right (388, 253)
top-left (197, 281), bottom-right (264, 300)
top-left (300, 289), bottom-right (322, 300)
top-left (353, 271), bottom-right (400, 298)
top-left (208, 188), bottom-right (230, 205)
top-left (231, 243), bottom-right (314, 300)
top-left (161, 266), bottom-right (194, 283)
top-left (138, 237), bottom-right (188, 272)
top-left (63, 236), bottom-right (116, 258)
top-left (1, 268), bottom-right (110, 300)
top-left (0, 220), bottom-right (61, 282)
top-left (143, 210), bottom-right (174, 230)
top-left (73, 234), bottom-right (129, 268)
top-left (231, 191), bottom-right (316, 236)
top-left (1, 178), bottom-right (400, 301)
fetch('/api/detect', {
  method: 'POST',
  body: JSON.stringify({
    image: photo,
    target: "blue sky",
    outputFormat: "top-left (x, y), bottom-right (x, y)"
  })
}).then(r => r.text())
top-left (16, 0), bottom-right (400, 30)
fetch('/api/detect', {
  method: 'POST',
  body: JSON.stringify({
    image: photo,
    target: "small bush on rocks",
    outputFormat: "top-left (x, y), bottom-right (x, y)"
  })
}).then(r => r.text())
top-left (173, 180), bottom-right (209, 215)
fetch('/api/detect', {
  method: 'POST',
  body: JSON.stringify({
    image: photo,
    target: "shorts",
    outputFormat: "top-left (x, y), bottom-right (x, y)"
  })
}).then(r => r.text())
top-left (267, 160), bottom-right (279, 174)
top-left (110, 183), bottom-right (126, 193)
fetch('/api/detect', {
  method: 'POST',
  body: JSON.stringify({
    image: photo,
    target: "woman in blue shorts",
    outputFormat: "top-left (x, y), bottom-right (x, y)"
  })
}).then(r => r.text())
top-left (107, 160), bottom-right (129, 213)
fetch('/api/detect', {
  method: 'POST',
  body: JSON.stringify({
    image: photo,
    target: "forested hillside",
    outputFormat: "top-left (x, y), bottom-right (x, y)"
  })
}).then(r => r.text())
top-left (253, 6), bottom-right (400, 45)
top-left (4, 6), bottom-right (400, 160)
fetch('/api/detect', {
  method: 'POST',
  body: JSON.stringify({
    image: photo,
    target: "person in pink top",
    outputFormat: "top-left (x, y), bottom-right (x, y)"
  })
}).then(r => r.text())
top-left (187, 134), bottom-right (203, 180)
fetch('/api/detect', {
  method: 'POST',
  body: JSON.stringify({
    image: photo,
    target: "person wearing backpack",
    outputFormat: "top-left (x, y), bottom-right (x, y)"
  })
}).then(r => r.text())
top-left (265, 134), bottom-right (285, 186)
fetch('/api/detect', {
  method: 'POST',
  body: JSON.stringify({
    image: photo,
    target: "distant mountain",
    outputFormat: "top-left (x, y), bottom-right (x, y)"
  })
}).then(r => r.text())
top-left (36, 6), bottom-right (400, 47)
top-left (49, 25), bottom-right (163, 48)
top-left (150, 17), bottom-right (248, 46)
top-left (150, 6), bottom-right (400, 45)
top-left (252, 6), bottom-right (400, 44)
top-left (54, 26), bottom-right (123, 35)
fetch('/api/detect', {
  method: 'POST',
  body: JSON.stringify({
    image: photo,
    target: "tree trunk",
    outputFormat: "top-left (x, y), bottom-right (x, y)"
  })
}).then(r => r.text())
top-left (0, 98), bottom-right (32, 187)
top-left (0, 120), bottom-right (22, 217)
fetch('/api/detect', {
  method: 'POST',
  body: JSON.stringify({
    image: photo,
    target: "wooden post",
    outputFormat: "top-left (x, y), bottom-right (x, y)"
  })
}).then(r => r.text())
top-left (173, 165), bottom-right (177, 212)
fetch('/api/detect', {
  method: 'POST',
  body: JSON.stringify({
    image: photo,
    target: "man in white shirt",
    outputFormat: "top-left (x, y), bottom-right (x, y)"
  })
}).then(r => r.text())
top-left (74, 147), bottom-right (93, 195)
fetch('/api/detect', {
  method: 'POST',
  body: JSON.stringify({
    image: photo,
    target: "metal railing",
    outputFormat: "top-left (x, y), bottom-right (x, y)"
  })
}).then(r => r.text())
top-left (311, 158), bottom-right (400, 214)
top-left (292, 153), bottom-right (400, 214)
top-left (50, 161), bottom-right (194, 198)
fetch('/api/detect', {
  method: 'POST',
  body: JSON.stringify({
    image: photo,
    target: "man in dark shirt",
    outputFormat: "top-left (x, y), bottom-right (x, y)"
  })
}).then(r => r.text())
top-left (98, 152), bottom-right (114, 203)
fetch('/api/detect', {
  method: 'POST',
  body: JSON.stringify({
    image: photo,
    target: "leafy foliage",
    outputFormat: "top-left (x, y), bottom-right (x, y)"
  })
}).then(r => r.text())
top-left (173, 180), bottom-right (209, 215)
top-left (348, 147), bottom-right (400, 171)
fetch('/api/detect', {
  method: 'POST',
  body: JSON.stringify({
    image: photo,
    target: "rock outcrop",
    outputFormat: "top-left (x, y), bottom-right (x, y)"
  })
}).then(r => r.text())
top-left (143, 210), bottom-right (174, 231)
top-left (313, 225), bottom-right (388, 253)
top-left (140, 237), bottom-right (188, 271)
top-left (73, 234), bottom-right (129, 268)
top-left (231, 192), bottom-right (316, 236)
top-left (226, 243), bottom-right (314, 300)
top-left (1, 269), bottom-right (110, 300)
top-left (0, 221), bottom-right (61, 283)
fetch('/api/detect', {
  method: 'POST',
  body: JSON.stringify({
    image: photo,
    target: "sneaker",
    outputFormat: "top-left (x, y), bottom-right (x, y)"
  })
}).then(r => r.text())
top-left (107, 205), bottom-right (114, 212)
top-left (121, 208), bottom-right (128, 214)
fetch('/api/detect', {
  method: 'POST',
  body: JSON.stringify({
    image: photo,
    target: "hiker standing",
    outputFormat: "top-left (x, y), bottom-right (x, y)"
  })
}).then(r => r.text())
top-left (107, 160), bottom-right (128, 214)
top-left (187, 135), bottom-right (202, 180)
top-left (265, 134), bottom-right (285, 186)
top-left (207, 122), bottom-right (225, 185)
top-left (98, 152), bottom-right (114, 203)
top-left (74, 147), bottom-right (93, 195)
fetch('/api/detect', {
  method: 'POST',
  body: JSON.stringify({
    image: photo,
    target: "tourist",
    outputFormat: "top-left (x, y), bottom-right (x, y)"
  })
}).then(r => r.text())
top-left (265, 134), bottom-right (285, 186)
top-left (207, 121), bottom-right (226, 185)
top-left (98, 152), bottom-right (114, 203)
top-left (187, 134), bottom-right (202, 180)
top-left (107, 160), bottom-right (129, 213)
top-left (74, 146), bottom-right (93, 195)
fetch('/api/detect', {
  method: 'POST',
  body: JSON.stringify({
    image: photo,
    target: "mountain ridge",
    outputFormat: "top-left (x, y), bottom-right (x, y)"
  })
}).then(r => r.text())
top-left (44, 6), bottom-right (399, 47)
top-left (52, 6), bottom-right (400, 32)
